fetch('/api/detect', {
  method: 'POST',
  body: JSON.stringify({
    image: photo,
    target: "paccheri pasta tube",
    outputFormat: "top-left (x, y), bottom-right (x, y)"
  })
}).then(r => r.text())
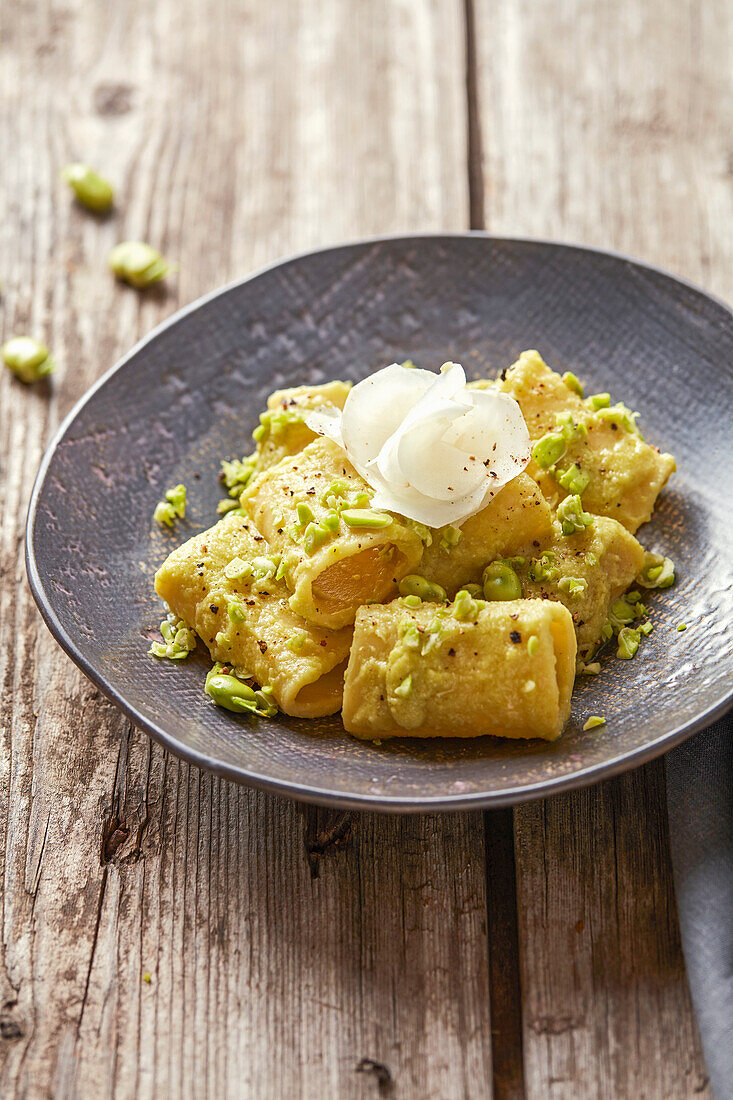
top-left (253, 380), bottom-right (352, 473)
top-left (241, 437), bottom-right (425, 629)
top-left (498, 350), bottom-right (676, 532)
top-left (420, 472), bottom-right (553, 594)
top-left (342, 596), bottom-right (576, 741)
top-left (154, 512), bottom-right (352, 717)
top-left (513, 516), bottom-right (646, 665)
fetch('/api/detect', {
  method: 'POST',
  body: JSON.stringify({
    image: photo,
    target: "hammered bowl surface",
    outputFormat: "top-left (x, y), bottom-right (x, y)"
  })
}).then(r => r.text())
top-left (26, 235), bottom-right (733, 810)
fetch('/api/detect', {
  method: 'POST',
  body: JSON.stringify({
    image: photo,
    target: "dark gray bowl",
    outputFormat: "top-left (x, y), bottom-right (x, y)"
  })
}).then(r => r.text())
top-left (26, 235), bottom-right (733, 810)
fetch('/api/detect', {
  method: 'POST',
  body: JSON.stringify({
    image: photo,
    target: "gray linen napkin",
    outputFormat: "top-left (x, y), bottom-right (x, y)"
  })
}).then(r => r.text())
top-left (666, 715), bottom-right (733, 1100)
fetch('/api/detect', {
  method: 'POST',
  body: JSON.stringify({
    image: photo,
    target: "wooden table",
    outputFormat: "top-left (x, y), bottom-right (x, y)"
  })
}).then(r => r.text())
top-left (1, 2), bottom-right (729, 1096)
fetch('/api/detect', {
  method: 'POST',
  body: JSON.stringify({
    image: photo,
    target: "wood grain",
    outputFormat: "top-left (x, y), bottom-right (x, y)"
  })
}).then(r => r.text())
top-left (474, 0), bottom-right (730, 1094)
top-left (0, 2), bottom-right (494, 1097)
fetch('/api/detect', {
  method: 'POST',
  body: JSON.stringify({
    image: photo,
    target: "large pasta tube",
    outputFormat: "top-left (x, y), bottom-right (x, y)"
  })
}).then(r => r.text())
top-left (420, 472), bottom-right (553, 594)
top-left (342, 597), bottom-right (576, 741)
top-left (241, 437), bottom-right (425, 629)
top-left (253, 380), bottom-right (351, 473)
top-left (154, 512), bottom-right (352, 717)
top-left (499, 350), bottom-right (675, 532)
top-left (516, 516), bottom-right (646, 665)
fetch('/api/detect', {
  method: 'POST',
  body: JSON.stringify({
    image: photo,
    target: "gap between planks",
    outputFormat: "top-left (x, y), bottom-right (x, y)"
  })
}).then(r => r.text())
top-left (465, 0), bottom-right (527, 1095)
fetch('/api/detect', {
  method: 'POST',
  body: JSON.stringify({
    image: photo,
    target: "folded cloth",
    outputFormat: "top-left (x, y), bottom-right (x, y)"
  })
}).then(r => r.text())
top-left (666, 715), bottom-right (733, 1100)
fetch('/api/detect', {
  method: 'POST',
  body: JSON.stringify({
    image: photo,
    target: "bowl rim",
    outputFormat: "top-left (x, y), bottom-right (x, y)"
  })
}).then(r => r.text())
top-left (25, 232), bottom-right (733, 811)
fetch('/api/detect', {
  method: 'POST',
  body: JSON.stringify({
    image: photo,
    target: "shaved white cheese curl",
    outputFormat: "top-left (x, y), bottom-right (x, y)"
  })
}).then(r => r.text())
top-left (304, 362), bottom-right (530, 528)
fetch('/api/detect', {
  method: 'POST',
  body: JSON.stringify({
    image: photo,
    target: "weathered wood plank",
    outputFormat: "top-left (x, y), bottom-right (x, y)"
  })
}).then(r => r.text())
top-left (514, 770), bottom-right (710, 1098)
top-left (473, 0), bottom-right (732, 1094)
top-left (474, 0), bottom-right (733, 303)
top-left (483, 809), bottom-right (525, 1100)
top-left (0, 2), bottom-right (495, 1098)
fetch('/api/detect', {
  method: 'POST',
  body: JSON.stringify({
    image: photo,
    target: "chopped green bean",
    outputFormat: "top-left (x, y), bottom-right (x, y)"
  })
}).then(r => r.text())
top-left (439, 525), bottom-right (462, 553)
top-left (532, 431), bottom-right (566, 469)
top-left (2, 336), bottom-right (54, 383)
top-left (61, 163), bottom-right (114, 212)
top-left (302, 522), bottom-right (329, 555)
top-left (321, 510), bottom-right (340, 532)
top-left (556, 465), bottom-right (590, 495)
top-left (529, 551), bottom-right (559, 583)
top-left (320, 479), bottom-right (349, 505)
top-left (296, 502), bottom-right (314, 528)
top-left (562, 371), bottom-right (584, 397)
top-left (596, 403), bottom-right (642, 435)
top-left (616, 626), bottom-right (641, 659)
top-left (227, 599), bottom-right (246, 623)
top-left (558, 575), bottom-right (588, 599)
top-left (637, 553), bottom-right (675, 590)
top-left (221, 456), bottom-right (257, 497)
top-left (148, 612), bottom-right (196, 660)
top-left (556, 494), bottom-right (594, 536)
top-left (398, 575), bottom-right (447, 603)
top-left (224, 556), bottom-right (253, 581)
top-left (451, 588), bottom-right (482, 621)
top-left (205, 670), bottom-right (258, 712)
top-left (153, 483), bottom-right (186, 527)
top-left (399, 621), bottom-right (422, 648)
top-left (341, 508), bottom-right (393, 529)
top-left (482, 561), bottom-right (522, 602)
top-left (109, 241), bottom-right (171, 288)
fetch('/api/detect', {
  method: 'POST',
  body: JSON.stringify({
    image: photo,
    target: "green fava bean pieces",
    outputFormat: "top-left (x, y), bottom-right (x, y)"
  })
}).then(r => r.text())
top-left (616, 626), bottom-right (641, 660)
top-left (532, 431), bottom-right (566, 469)
top-left (638, 553), bottom-right (675, 590)
top-left (2, 337), bottom-right (54, 384)
top-left (302, 522), bottom-right (329, 555)
top-left (62, 163), bottom-right (114, 212)
top-left (398, 574), bottom-right (448, 603)
top-left (557, 494), bottom-right (594, 536)
top-left (562, 371), bottom-right (584, 397)
top-left (482, 561), bottom-right (523, 601)
top-left (109, 241), bottom-right (171, 289)
top-left (556, 465), bottom-right (590, 495)
top-left (205, 668), bottom-right (258, 713)
top-left (341, 508), bottom-right (393, 529)
top-left (452, 589), bottom-right (482, 621)
top-left (296, 502), bottom-right (315, 528)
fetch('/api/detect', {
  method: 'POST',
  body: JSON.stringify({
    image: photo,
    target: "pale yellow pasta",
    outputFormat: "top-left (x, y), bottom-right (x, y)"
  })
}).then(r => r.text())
top-left (498, 350), bottom-right (676, 532)
top-left (254, 380), bottom-right (351, 473)
top-left (420, 472), bottom-right (553, 594)
top-left (241, 437), bottom-right (425, 629)
top-left (497, 350), bottom-right (587, 431)
top-left (154, 512), bottom-right (352, 717)
top-left (516, 516), bottom-right (646, 665)
top-left (266, 380), bottom-right (351, 412)
top-left (342, 598), bottom-right (576, 741)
